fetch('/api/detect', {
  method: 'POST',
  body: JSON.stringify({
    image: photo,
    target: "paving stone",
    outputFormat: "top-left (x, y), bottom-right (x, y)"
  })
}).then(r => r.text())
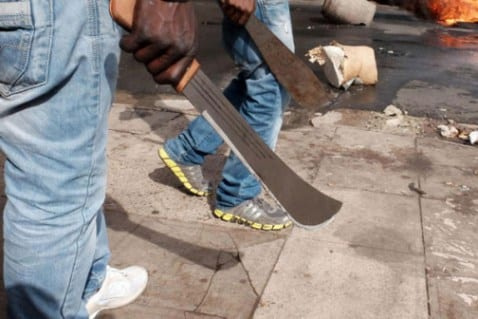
top-left (421, 198), bottom-right (478, 318)
top-left (316, 154), bottom-right (418, 196)
top-left (184, 312), bottom-right (225, 319)
top-left (110, 103), bottom-right (179, 136)
top-left (195, 256), bottom-right (258, 319)
top-left (233, 237), bottom-right (286, 294)
top-left (329, 126), bottom-right (416, 158)
top-left (98, 304), bottom-right (191, 319)
top-left (107, 128), bottom-right (215, 224)
top-left (103, 202), bottom-right (148, 250)
top-left (107, 219), bottom-right (234, 312)
top-left (417, 136), bottom-right (478, 169)
top-left (154, 98), bottom-right (199, 115)
top-left (104, 216), bottom-right (284, 318)
top-left (419, 165), bottom-right (478, 201)
top-left (428, 275), bottom-right (478, 319)
top-left (254, 237), bottom-right (428, 319)
top-left (276, 126), bottom-right (336, 181)
top-left (293, 188), bottom-right (423, 255)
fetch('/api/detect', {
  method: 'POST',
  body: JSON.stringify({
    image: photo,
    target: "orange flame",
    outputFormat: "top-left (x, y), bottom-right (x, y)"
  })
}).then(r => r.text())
top-left (427, 0), bottom-right (478, 25)
top-left (437, 32), bottom-right (478, 47)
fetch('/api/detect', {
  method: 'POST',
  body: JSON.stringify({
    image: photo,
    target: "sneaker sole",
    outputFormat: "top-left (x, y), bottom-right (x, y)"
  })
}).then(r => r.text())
top-left (89, 283), bottom-right (147, 319)
top-left (88, 267), bottom-right (148, 319)
top-left (213, 208), bottom-right (292, 231)
top-left (158, 148), bottom-right (209, 197)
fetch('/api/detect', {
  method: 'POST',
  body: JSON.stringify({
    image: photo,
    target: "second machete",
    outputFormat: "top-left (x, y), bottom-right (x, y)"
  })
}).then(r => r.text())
top-left (245, 15), bottom-right (331, 110)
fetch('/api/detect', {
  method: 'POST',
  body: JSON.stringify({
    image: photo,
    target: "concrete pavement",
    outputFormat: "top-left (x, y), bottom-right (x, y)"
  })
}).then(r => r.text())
top-left (1, 94), bottom-right (477, 318)
top-left (97, 97), bottom-right (477, 319)
top-left (105, 94), bottom-right (478, 318)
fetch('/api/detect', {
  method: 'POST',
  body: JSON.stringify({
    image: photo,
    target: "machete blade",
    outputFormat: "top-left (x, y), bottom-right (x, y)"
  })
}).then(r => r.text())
top-left (245, 15), bottom-right (331, 110)
top-left (183, 70), bottom-right (342, 227)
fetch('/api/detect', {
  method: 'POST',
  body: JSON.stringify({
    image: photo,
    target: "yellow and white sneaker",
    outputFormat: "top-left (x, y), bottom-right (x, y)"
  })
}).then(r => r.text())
top-left (214, 198), bottom-right (293, 231)
top-left (158, 147), bottom-right (211, 196)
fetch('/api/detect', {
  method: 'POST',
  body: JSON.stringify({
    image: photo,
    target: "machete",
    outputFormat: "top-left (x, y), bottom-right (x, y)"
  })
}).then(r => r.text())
top-left (245, 15), bottom-right (331, 110)
top-left (110, 0), bottom-right (342, 227)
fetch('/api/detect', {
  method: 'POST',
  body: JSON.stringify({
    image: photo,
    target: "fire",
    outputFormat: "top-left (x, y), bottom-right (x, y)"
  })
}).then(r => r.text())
top-left (426, 0), bottom-right (478, 25)
top-left (437, 32), bottom-right (478, 48)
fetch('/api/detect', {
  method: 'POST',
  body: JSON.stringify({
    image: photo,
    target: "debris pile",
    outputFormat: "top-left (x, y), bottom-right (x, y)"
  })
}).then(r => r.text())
top-left (437, 124), bottom-right (460, 139)
top-left (361, 104), bottom-right (426, 135)
top-left (437, 120), bottom-right (478, 145)
top-left (307, 42), bottom-right (378, 90)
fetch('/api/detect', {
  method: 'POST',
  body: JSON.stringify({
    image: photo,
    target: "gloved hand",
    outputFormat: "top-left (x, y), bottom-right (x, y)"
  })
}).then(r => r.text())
top-left (220, 0), bottom-right (256, 25)
top-left (120, 0), bottom-right (198, 86)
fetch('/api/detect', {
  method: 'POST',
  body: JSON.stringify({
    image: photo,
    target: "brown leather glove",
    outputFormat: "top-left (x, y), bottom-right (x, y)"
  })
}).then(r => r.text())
top-left (220, 0), bottom-right (256, 25)
top-left (120, 0), bottom-right (198, 86)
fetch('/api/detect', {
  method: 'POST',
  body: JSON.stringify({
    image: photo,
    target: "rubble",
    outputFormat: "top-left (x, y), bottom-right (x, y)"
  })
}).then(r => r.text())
top-left (437, 124), bottom-right (459, 139)
top-left (383, 105), bottom-right (403, 117)
top-left (306, 42), bottom-right (378, 90)
top-left (322, 0), bottom-right (376, 26)
top-left (436, 122), bottom-right (478, 145)
top-left (382, 104), bottom-right (407, 128)
top-left (310, 110), bottom-right (343, 127)
top-left (470, 131), bottom-right (478, 145)
top-left (458, 131), bottom-right (469, 141)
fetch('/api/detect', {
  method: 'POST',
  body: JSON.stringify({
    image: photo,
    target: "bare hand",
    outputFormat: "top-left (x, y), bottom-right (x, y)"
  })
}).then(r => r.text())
top-left (120, 0), bottom-right (199, 86)
top-left (220, 0), bottom-right (256, 26)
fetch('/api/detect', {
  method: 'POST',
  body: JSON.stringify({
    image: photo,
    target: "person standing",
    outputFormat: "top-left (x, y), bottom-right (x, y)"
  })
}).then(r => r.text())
top-left (1, 0), bottom-right (254, 317)
top-left (0, 0), bottom-right (200, 317)
top-left (158, 0), bottom-right (295, 231)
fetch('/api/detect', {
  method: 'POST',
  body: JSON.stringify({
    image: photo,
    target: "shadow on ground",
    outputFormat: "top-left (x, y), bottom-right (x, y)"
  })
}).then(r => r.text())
top-left (104, 194), bottom-right (240, 271)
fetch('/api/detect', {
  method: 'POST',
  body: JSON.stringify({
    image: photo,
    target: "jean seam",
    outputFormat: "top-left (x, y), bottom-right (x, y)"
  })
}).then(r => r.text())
top-left (59, 0), bottom-right (102, 315)
top-left (59, 75), bottom-right (100, 319)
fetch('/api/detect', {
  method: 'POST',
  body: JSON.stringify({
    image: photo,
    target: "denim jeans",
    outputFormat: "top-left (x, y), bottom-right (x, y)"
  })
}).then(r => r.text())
top-left (164, 0), bottom-right (295, 210)
top-left (0, 0), bottom-right (121, 318)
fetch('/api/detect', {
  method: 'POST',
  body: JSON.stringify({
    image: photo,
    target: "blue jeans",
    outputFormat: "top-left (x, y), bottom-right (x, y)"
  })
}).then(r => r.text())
top-left (0, 1), bottom-right (120, 318)
top-left (164, 0), bottom-right (295, 210)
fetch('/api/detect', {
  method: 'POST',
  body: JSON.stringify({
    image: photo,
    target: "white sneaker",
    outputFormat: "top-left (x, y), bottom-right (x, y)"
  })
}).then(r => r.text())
top-left (86, 265), bottom-right (148, 319)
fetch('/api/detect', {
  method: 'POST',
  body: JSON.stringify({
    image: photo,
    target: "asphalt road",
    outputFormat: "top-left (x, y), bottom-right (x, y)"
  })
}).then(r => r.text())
top-left (116, 1), bottom-right (478, 124)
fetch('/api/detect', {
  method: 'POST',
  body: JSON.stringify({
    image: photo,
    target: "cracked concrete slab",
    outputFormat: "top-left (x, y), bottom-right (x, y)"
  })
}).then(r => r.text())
top-left (99, 213), bottom-right (287, 318)
top-left (419, 165), bottom-right (478, 201)
top-left (254, 237), bottom-right (428, 319)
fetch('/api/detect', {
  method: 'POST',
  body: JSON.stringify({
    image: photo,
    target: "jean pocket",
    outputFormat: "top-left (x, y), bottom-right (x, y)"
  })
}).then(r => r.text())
top-left (0, 1), bottom-right (52, 97)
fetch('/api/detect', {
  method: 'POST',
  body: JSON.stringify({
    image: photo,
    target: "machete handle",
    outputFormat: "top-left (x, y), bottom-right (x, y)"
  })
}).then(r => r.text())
top-left (109, 0), bottom-right (200, 93)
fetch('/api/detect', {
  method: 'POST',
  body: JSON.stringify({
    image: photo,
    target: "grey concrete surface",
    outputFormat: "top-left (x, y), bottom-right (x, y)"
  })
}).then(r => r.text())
top-left (2, 99), bottom-right (477, 318)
